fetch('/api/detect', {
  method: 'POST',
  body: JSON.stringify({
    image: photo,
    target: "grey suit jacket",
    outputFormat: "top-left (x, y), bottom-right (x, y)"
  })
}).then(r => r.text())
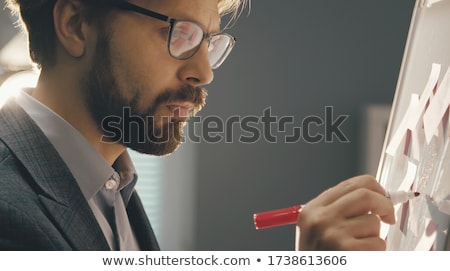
top-left (0, 99), bottom-right (160, 250)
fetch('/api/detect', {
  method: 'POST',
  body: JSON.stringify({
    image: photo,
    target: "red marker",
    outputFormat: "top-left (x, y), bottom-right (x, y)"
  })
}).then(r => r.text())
top-left (253, 191), bottom-right (420, 230)
top-left (253, 205), bottom-right (302, 230)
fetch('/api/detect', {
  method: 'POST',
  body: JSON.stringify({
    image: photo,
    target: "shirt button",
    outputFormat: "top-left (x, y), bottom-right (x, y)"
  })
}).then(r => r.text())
top-left (105, 179), bottom-right (117, 190)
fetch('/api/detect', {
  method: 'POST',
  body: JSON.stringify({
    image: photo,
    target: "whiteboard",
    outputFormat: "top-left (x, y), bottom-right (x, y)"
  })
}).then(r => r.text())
top-left (377, 0), bottom-right (450, 250)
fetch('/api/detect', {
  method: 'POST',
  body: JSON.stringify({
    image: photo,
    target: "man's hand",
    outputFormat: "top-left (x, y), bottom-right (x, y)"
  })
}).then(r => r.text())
top-left (295, 175), bottom-right (395, 250)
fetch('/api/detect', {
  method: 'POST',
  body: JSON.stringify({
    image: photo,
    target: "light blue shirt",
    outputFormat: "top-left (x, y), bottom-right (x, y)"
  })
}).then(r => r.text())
top-left (17, 90), bottom-right (140, 250)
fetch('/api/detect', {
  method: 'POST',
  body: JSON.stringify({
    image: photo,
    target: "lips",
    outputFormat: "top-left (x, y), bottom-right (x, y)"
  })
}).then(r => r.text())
top-left (166, 103), bottom-right (195, 118)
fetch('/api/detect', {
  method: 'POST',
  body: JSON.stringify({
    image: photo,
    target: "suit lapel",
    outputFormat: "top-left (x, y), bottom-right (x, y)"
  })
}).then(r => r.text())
top-left (0, 100), bottom-right (110, 250)
top-left (127, 192), bottom-right (160, 250)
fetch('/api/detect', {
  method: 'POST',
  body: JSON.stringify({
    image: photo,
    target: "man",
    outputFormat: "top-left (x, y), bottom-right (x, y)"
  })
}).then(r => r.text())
top-left (0, 0), bottom-right (395, 250)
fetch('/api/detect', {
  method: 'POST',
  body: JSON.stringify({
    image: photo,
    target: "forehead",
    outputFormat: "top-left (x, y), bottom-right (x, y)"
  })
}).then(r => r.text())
top-left (134, 0), bottom-right (221, 32)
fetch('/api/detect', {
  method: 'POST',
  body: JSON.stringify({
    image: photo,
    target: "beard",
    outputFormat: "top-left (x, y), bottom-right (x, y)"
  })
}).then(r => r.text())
top-left (83, 30), bottom-right (207, 156)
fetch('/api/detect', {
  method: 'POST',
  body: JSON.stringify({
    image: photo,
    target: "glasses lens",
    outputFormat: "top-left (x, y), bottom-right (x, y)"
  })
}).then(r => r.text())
top-left (169, 21), bottom-right (235, 69)
top-left (169, 21), bottom-right (204, 59)
top-left (208, 34), bottom-right (234, 69)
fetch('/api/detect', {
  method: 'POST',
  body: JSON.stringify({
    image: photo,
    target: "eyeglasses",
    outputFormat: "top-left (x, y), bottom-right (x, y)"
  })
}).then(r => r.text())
top-left (116, 2), bottom-right (236, 69)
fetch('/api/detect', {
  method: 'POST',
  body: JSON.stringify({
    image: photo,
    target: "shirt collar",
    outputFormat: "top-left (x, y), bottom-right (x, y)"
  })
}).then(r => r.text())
top-left (17, 89), bottom-right (137, 201)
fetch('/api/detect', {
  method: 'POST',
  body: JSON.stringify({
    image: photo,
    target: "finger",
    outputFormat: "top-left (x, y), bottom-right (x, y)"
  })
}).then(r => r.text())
top-left (338, 213), bottom-right (382, 238)
top-left (331, 187), bottom-right (396, 224)
top-left (339, 237), bottom-right (387, 251)
top-left (298, 225), bottom-right (387, 251)
top-left (311, 175), bottom-right (386, 207)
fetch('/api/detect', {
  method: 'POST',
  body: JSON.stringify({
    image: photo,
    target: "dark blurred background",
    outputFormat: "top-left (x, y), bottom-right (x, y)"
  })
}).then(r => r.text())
top-left (194, 0), bottom-right (415, 250)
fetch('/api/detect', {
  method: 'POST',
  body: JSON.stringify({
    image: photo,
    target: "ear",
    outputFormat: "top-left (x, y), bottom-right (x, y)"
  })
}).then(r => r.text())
top-left (53, 0), bottom-right (89, 58)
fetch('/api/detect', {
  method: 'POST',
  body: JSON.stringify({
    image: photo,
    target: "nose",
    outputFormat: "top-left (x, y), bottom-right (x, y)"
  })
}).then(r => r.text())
top-left (177, 42), bottom-right (214, 87)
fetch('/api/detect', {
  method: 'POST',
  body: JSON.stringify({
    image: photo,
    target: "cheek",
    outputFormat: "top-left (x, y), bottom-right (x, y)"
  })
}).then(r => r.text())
top-left (112, 22), bottom-right (172, 76)
top-left (109, 41), bottom-right (175, 110)
top-left (107, 11), bottom-right (177, 84)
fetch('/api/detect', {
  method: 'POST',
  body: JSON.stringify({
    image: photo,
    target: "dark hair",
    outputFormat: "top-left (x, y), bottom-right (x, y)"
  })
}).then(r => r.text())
top-left (5, 0), bottom-right (123, 69)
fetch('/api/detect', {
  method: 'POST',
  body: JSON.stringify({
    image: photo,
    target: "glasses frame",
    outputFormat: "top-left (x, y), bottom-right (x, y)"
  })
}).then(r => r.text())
top-left (116, 2), bottom-right (236, 69)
